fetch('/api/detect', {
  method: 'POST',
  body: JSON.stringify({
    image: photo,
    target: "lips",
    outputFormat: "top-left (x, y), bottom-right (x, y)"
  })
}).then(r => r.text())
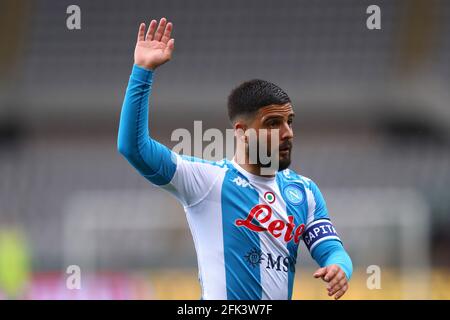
top-left (279, 141), bottom-right (292, 152)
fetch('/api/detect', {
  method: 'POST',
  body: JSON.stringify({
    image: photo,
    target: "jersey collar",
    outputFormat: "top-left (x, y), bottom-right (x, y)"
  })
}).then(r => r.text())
top-left (230, 158), bottom-right (277, 183)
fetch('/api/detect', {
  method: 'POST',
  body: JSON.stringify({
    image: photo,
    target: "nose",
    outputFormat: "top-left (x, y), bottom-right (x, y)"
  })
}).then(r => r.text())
top-left (280, 121), bottom-right (293, 141)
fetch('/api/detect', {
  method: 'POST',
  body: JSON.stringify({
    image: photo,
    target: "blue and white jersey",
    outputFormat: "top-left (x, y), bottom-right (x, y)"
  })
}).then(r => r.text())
top-left (166, 156), bottom-right (341, 299)
top-left (118, 65), bottom-right (352, 300)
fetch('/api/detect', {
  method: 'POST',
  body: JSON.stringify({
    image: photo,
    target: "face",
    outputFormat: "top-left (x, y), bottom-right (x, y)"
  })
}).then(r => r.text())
top-left (238, 103), bottom-right (295, 171)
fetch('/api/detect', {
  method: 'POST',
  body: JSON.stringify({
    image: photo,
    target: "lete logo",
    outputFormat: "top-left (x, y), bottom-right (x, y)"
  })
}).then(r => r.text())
top-left (235, 204), bottom-right (305, 244)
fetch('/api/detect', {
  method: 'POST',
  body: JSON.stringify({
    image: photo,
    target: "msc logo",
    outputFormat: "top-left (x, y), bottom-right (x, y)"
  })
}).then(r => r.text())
top-left (266, 253), bottom-right (295, 273)
top-left (244, 248), bottom-right (264, 268)
top-left (243, 248), bottom-right (295, 273)
top-left (232, 177), bottom-right (253, 189)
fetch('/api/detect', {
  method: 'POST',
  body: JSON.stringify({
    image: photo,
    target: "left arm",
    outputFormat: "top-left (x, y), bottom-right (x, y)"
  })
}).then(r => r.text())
top-left (302, 179), bottom-right (353, 300)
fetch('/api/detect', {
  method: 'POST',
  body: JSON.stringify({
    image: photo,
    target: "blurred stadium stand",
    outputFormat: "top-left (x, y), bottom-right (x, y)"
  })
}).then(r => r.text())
top-left (1, 0), bottom-right (450, 299)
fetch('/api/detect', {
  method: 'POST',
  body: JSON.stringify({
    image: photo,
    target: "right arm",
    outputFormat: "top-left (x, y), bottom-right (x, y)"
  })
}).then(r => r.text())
top-left (117, 64), bottom-right (176, 185)
top-left (117, 18), bottom-right (223, 206)
top-left (117, 18), bottom-right (176, 186)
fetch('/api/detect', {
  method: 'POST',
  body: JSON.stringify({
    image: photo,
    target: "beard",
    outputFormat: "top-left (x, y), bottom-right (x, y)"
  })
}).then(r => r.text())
top-left (248, 140), bottom-right (292, 172)
top-left (260, 150), bottom-right (291, 171)
top-left (277, 152), bottom-right (292, 171)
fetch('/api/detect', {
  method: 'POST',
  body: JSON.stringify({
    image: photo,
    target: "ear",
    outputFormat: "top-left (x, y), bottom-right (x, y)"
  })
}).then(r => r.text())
top-left (234, 121), bottom-right (248, 144)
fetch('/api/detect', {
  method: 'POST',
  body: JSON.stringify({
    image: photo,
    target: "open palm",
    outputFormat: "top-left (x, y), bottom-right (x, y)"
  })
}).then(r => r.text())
top-left (134, 18), bottom-right (174, 70)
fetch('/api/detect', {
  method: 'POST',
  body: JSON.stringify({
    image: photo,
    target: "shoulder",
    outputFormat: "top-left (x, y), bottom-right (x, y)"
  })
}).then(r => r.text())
top-left (276, 168), bottom-right (318, 191)
top-left (276, 168), bottom-right (326, 215)
top-left (176, 155), bottom-right (229, 168)
top-left (172, 155), bottom-right (230, 179)
top-left (279, 169), bottom-right (330, 223)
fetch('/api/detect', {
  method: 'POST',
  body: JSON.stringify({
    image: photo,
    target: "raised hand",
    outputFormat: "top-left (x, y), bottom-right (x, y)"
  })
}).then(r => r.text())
top-left (134, 18), bottom-right (175, 70)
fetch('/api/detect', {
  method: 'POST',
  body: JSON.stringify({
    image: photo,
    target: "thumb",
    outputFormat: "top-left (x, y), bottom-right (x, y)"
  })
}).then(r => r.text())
top-left (313, 267), bottom-right (327, 278)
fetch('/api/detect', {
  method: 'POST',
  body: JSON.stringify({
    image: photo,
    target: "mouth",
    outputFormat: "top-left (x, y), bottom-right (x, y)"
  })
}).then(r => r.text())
top-left (279, 147), bottom-right (291, 155)
top-left (279, 142), bottom-right (292, 154)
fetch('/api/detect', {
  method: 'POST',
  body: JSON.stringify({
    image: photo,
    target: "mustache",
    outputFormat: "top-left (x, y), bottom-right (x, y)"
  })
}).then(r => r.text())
top-left (279, 141), bottom-right (292, 150)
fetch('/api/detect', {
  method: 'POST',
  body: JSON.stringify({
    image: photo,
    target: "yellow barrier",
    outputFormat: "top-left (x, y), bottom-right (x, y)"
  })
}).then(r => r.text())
top-left (148, 268), bottom-right (450, 300)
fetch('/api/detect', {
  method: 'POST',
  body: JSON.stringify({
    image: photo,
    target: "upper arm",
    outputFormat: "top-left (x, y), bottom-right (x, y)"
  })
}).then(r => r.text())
top-left (305, 179), bottom-right (329, 224)
top-left (117, 65), bottom-right (223, 207)
top-left (125, 145), bottom-right (224, 207)
top-left (162, 155), bottom-right (226, 207)
top-left (302, 178), bottom-right (343, 254)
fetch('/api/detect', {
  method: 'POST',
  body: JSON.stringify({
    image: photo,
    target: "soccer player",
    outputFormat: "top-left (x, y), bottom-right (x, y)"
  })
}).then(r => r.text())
top-left (118, 18), bottom-right (352, 300)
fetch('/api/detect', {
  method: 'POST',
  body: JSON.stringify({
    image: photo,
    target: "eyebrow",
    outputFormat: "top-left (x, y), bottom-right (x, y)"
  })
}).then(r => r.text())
top-left (262, 113), bottom-right (295, 122)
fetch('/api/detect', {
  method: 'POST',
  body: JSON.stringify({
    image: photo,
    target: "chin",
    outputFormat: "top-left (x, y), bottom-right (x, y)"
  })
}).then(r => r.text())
top-left (278, 156), bottom-right (291, 171)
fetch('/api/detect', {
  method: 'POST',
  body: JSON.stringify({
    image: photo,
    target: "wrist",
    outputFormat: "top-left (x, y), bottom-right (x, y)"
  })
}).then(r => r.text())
top-left (134, 63), bottom-right (155, 71)
top-left (132, 64), bottom-right (154, 83)
top-left (134, 60), bottom-right (157, 71)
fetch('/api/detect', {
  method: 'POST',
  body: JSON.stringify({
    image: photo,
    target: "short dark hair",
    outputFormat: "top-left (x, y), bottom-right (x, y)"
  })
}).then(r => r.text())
top-left (227, 79), bottom-right (291, 122)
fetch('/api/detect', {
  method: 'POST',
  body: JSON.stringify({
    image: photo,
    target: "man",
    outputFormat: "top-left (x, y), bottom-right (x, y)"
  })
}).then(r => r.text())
top-left (118, 18), bottom-right (352, 300)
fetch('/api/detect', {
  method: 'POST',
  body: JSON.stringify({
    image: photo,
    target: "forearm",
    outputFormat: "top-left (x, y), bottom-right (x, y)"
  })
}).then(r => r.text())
top-left (117, 64), bottom-right (176, 185)
top-left (311, 240), bottom-right (353, 280)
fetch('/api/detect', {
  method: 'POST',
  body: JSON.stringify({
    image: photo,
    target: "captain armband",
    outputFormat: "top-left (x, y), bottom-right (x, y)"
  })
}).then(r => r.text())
top-left (302, 219), bottom-right (342, 252)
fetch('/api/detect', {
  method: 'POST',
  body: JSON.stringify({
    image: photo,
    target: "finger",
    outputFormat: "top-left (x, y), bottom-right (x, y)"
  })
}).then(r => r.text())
top-left (164, 38), bottom-right (175, 58)
top-left (326, 270), bottom-right (345, 290)
top-left (145, 20), bottom-right (157, 41)
top-left (328, 278), bottom-right (347, 296)
top-left (137, 23), bottom-right (145, 42)
top-left (334, 284), bottom-right (348, 300)
top-left (161, 22), bottom-right (173, 44)
top-left (328, 275), bottom-right (346, 292)
top-left (323, 265), bottom-right (339, 282)
top-left (313, 267), bottom-right (327, 279)
top-left (154, 17), bottom-right (167, 42)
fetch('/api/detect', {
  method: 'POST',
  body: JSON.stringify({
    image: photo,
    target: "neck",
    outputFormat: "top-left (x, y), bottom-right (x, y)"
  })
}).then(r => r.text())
top-left (233, 150), bottom-right (276, 178)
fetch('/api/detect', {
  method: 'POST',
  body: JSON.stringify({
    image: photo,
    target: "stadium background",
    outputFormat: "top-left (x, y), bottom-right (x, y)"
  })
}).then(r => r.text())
top-left (1, 0), bottom-right (450, 299)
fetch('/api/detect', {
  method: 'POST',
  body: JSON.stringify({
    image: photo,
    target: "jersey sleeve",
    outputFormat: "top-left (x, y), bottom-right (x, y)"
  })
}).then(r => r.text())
top-left (117, 64), bottom-right (223, 207)
top-left (311, 240), bottom-right (353, 280)
top-left (305, 179), bottom-right (329, 223)
top-left (301, 178), bottom-right (352, 279)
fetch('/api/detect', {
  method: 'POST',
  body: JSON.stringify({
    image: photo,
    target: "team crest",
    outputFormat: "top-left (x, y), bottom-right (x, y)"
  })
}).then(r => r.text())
top-left (283, 184), bottom-right (305, 205)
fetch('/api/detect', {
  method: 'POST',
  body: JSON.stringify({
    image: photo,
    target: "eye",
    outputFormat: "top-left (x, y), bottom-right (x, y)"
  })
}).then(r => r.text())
top-left (266, 120), bottom-right (279, 128)
top-left (288, 119), bottom-right (293, 127)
